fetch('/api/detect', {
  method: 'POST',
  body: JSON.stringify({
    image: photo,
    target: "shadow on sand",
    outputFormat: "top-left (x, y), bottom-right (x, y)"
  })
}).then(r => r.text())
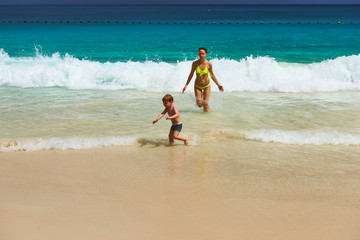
top-left (137, 138), bottom-right (171, 147)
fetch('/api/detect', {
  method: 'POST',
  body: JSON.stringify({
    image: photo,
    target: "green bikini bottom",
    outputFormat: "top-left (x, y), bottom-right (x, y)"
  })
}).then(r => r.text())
top-left (194, 83), bottom-right (210, 90)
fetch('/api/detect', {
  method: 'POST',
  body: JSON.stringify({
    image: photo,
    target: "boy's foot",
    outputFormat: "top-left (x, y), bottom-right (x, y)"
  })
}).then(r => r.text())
top-left (184, 139), bottom-right (189, 146)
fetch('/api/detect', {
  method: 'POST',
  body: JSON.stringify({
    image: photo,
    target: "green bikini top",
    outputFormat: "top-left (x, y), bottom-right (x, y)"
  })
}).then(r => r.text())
top-left (196, 64), bottom-right (211, 78)
top-left (196, 65), bottom-right (209, 76)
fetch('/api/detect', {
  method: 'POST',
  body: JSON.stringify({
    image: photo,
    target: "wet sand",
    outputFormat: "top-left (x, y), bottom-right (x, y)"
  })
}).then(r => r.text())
top-left (1, 142), bottom-right (360, 240)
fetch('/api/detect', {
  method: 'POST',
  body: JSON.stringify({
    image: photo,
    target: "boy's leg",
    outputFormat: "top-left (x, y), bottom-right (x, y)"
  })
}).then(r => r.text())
top-left (169, 129), bottom-right (175, 144)
top-left (202, 85), bottom-right (211, 112)
top-left (194, 86), bottom-right (203, 108)
top-left (173, 131), bottom-right (189, 145)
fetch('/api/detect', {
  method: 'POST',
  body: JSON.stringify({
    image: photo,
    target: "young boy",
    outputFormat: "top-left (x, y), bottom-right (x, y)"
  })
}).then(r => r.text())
top-left (153, 94), bottom-right (189, 146)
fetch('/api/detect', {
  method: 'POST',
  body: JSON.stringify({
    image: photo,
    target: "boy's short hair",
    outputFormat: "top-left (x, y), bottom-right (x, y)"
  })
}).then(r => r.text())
top-left (162, 94), bottom-right (173, 102)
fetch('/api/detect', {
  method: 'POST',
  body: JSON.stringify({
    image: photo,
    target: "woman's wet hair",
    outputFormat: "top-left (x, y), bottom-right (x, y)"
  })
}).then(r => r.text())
top-left (198, 47), bottom-right (207, 53)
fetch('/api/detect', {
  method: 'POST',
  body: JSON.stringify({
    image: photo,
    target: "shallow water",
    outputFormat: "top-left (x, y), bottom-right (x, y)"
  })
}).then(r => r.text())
top-left (1, 86), bottom-right (360, 151)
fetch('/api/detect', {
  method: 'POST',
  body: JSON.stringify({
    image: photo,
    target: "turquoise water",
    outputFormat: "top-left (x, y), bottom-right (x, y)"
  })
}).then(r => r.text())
top-left (1, 24), bottom-right (360, 63)
top-left (1, 5), bottom-right (360, 63)
top-left (1, 5), bottom-right (360, 151)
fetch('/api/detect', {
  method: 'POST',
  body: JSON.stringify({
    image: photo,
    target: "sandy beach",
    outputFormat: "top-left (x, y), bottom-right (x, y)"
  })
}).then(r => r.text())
top-left (1, 142), bottom-right (359, 240)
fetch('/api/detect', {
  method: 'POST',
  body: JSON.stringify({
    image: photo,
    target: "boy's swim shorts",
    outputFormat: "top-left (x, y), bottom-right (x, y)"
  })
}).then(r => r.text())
top-left (170, 122), bottom-right (182, 132)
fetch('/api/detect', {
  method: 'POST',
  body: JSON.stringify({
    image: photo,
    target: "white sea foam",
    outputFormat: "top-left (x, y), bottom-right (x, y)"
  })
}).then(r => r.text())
top-left (242, 129), bottom-right (360, 145)
top-left (1, 130), bottom-right (359, 152)
top-left (0, 135), bottom-right (137, 152)
top-left (1, 49), bottom-right (360, 92)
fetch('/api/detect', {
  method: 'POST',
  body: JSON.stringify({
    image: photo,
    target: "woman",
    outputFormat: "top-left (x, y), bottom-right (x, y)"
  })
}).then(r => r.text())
top-left (182, 48), bottom-right (224, 112)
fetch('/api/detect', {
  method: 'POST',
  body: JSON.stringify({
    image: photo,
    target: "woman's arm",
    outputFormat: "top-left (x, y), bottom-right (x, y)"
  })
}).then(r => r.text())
top-left (182, 62), bottom-right (197, 93)
top-left (208, 62), bottom-right (224, 92)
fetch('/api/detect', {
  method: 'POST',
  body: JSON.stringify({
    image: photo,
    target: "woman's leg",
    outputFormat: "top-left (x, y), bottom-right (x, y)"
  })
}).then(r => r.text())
top-left (194, 86), bottom-right (203, 108)
top-left (202, 85), bottom-right (211, 112)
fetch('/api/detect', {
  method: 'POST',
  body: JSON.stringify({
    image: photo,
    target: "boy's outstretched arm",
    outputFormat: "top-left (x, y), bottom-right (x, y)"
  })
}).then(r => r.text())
top-left (152, 109), bottom-right (167, 124)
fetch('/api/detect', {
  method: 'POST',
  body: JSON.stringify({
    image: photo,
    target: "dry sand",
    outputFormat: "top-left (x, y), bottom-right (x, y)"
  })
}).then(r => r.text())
top-left (1, 143), bottom-right (360, 240)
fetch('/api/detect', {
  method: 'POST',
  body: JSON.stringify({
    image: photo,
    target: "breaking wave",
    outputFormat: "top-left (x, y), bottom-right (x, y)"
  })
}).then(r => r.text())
top-left (1, 49), bottom-right (360, 92)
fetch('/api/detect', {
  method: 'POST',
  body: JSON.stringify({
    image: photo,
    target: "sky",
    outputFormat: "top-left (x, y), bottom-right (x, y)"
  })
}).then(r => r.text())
top-left (0, 0), bottom-right (359, 4)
